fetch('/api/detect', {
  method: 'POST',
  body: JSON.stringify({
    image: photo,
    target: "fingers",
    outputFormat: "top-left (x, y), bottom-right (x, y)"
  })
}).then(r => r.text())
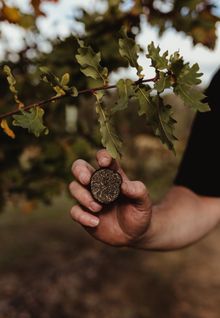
top-left (72, 149), bottom-right (128, 185)
top-left (69, 181), bottom-right (102, 213)
top-left (96, 149), bottom-right (113, 167)
top-left (96, 149), bottom-right (128, 181)
top-left (72, 159), bottom-right (95, 185)
top-left (121, 180), bottom-right (151, 209)
top-left (70, 205), bottom-right (100, 227)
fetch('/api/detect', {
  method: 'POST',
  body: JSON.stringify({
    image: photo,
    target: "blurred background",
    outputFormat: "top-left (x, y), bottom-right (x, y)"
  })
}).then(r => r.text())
top-left (0, 1), bottom-right (220, 317)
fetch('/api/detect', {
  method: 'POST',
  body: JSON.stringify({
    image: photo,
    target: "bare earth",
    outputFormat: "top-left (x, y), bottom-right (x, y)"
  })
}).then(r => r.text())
top-left (0, 197), bottom-right (220, 318)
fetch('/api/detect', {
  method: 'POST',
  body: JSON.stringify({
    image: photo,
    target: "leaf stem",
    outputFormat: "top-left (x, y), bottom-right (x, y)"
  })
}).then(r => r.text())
top-left (0, 76), bottom-right (157, 120)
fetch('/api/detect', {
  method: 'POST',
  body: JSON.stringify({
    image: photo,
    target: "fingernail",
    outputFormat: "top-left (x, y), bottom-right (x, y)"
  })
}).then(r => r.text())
top-left (79, 173), bottom-right (89, 184)
top-left (89, 218), bottom-right (99, 227)
top-left (90, 202), bottom-right (102, 212)
top-left (100, 157), bottom-right (109, 166)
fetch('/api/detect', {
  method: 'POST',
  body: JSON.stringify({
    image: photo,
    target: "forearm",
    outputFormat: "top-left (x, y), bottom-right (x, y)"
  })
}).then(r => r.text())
top-left (136, 186), bottom-right (220, 251)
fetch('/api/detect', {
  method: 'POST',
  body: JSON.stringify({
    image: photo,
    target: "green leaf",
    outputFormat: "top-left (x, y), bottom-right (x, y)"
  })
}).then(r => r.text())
top-left (174, 84), bottom-right (210, 112)
top-left (135, 85), bottom-right (152, 116)
top-left (40, 67), bottom-right (68, 96)
top-left (12, 107), bottom-right (49, 137)
top-left (119, 30), bottom-right (143, 79)
top-left (176, 63), bottom-right (203, 86)
top-left (111, 79), bottom-right (135, 114)
top-left (40, 67), bottom-right (60, 87)
top-left (95, 93), bottom-right (122, 159)
top-left (135, 87), bottom-right (177, 152)
top-left (53, 86), bottom-right (66, 97)
top-left (94, 90), bottom-right (105, 101)
top-left (75, 39), bottom-right (108, 84)
top-left (151, 95), bottom-right (177, 153)
top-left (147, 42), bottom-right (169, 70)
top-left (71, 87), bottom-right (78, 97)
top-left (3, 65), bottom-right (23, 107)
top-left (61, 73), bottom-right (70, 87)
top-left (171, 58), bottom-right (210, 112)
top-left (39, 66), bottom-right (51, 75)
top-left (3, 65), bottom-right (16, 93)
top-left (154, 72), bottom-right (172, 93)
top-left (169, 52), bottom-right (185, 77)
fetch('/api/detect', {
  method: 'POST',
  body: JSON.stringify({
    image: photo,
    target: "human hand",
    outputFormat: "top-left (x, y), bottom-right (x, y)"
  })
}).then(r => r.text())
top-left (69, 149), bottom-right (152, 247)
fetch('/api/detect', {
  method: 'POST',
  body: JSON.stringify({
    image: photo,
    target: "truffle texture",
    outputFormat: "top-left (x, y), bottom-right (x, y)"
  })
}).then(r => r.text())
top-left (90, 168), bottom-right (122, 204)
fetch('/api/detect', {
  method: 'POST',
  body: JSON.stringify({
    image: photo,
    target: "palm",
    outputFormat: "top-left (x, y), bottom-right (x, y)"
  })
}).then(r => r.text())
top-left (87, 200), bottom-right (150, 247)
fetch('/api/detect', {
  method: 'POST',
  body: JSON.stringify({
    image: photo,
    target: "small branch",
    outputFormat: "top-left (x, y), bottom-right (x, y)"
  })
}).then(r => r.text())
top-left (0, 76), bottom-right (157, 120)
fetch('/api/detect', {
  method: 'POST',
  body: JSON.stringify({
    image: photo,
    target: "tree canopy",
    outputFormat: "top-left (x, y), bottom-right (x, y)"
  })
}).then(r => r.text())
top-left (0, 0), bottom-right (219, 211)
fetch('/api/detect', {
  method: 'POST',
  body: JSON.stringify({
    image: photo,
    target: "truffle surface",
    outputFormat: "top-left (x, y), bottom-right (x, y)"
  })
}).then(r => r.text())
top-left (90, 168), bottom-right (122, 204)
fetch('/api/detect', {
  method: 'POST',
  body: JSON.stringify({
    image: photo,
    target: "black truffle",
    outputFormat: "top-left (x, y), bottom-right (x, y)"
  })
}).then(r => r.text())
top-left (90, 168), bottom-right (122, 204)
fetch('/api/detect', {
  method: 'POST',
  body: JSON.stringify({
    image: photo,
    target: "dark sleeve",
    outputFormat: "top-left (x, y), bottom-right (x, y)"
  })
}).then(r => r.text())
top-left (174, 68), bottom-right (220, 197)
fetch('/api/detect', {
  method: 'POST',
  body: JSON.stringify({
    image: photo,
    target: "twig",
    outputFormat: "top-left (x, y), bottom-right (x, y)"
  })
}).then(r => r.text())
top-left (0, 76), bottom-right (157, 120)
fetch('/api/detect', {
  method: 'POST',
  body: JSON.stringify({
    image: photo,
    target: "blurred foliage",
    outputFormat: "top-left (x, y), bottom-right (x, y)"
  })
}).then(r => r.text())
top-left (142, 0), bottom-right (220, 49)
top-left (0, 0), bottom-right (58, 27)
top-left (0, 0), bottom-right (219, 211)
top-left (80, 0), bottom-right (220, 49)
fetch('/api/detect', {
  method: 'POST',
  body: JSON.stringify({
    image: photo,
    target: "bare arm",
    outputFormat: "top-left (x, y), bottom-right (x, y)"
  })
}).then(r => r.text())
top-left (69, 150), bottom-right (220, 251)
top-left (136, 186), bottom-right (220, 251)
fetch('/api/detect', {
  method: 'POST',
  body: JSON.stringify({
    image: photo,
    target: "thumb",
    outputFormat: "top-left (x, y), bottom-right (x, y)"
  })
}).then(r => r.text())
top-left (121, 180), bottom-right (152, 211)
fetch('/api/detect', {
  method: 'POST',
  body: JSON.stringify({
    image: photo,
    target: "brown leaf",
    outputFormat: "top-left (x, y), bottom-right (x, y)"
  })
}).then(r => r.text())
top-left (31, 0), bottom-right (59, 16)
top-left (1, 5), bottom-right (21, 23)
top-left (1, 119), bottom-right (16, 139)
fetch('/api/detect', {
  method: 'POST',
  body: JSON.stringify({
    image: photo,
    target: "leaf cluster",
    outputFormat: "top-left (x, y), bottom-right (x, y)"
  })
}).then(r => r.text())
top-left (1, 31), bottom-right (209, 158)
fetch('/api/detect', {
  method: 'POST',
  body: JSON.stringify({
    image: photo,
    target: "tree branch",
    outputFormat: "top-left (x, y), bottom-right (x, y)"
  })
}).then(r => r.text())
top-left (0, 76), bottom-right (157, 120)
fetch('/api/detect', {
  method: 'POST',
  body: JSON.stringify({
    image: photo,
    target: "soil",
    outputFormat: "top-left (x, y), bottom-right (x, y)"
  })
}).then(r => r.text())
top-left (0, 198), bottom-right (220, 318)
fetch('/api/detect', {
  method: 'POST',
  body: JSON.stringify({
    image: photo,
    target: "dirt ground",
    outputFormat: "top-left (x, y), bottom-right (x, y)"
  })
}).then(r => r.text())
top-left (0, 195), bottom-right (220, 318)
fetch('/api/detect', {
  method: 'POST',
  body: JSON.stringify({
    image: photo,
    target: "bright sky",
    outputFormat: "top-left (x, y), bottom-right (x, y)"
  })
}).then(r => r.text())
top-left (1, 0), bottom-right (220, 86)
